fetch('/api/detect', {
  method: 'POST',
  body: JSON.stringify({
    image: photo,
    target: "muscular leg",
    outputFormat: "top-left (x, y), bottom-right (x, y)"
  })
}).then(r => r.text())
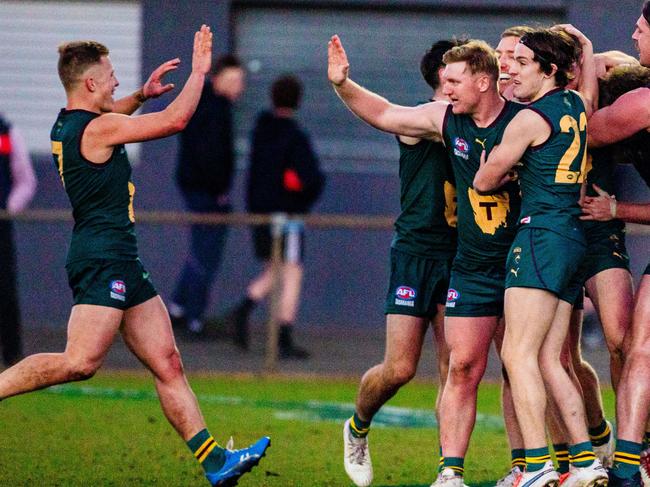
top-left (122, 296), bottom-right (205, 440)
top-left (0, 304), bottom-right (122, 400)
top-left (540, 300), bottom-right (590, 445)
top-left (568, 307), bottom-right (605, 430)
top-left (585, 268), bottom-right (634, 388)
top-left (438, 315), bottom-right (499, 457)
top-left (502, 288), bottom-right (558, 448)
top-left (616, 275), bottom-right (650, 443)
top-left (355, 314), bottom-right (428, 420)
top-left (431, 304), bottom-right (449, 427)
top-left (494, 318), bottom-right (525, 456)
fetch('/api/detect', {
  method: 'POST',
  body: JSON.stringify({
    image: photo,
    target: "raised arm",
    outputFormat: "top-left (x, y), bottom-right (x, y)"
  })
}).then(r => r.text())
top-left (112, 58), bottom-right (180, 115)
top-left (85, 24), bottom-right (212, 155)
top-left (473, 109), bottom-right (546, 192)
top-left (588, 87), bottom-right (650, 147)
top-left (328, 35), bottom-right (446, 140)
top-left (594, 50), bottom-right (639, 79)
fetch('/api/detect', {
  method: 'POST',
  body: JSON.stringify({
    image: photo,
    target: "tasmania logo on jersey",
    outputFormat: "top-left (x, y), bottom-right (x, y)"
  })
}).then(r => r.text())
top-left (395, 286), bottom-right (416, 307)
top-left (110, 280), bottom-right (127, 302)
top-left (453, 137), bottom-right (470, 160)
top-left (446, 288), bottom-right (460, 308)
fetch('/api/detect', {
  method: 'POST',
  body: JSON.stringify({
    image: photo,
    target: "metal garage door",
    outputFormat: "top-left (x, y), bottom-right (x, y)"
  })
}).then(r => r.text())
top-left (234, 5), bottom-right (562, 173)
top-left (0, 1), bottom-right (141, 155)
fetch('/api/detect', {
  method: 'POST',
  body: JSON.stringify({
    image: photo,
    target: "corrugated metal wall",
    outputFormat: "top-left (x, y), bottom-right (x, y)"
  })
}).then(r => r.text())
top-left (0, 0), bottom-right (141, 154)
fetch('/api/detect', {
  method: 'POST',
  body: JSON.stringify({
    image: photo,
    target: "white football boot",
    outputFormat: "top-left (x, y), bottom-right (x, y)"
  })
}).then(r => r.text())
top-left (430, 467), bottom-right (469, 487)
top-left (558, 458), bottom-right (608, 487)
top-left (343, 419), bottom-right (373, 487)
top-left (512, 461), bottom-right (559, 487)
top-left (496, 466), bottom-right (524, 487)
top-left (639, 449), bottom-right (650, 487)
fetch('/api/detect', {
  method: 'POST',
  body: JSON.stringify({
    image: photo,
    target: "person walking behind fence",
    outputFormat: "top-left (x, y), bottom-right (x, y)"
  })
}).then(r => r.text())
top-left (168, 54), bottom-right (245, 338)
top-left (230, 74), bottom-right (324, 359)
top-left (0, 113), bottom-right (37, 367)
top-left (0, 26), bottom-right (270, 486)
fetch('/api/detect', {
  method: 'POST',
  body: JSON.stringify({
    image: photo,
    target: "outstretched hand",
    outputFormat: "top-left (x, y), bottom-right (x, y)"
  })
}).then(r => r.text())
top-left (580, 183), bottom-right (616, 221)
top-left (142, 58), bottom-right (180, 99)
top-left (328, 35), bottom-right (350, 86)
top-left (192, 24), bottom-right (213, 75)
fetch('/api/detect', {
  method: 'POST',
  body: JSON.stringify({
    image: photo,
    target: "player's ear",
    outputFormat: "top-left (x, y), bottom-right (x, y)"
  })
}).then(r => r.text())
top-left (546, 63), bottom-right (559, 80)
top-left (477, 74), bottom-right (491, 93)
top-left (85, 77), bottom-right (96, 93)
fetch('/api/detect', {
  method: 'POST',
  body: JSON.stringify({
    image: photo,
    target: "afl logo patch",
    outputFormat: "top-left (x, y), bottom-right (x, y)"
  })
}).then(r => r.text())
top-left (453, 137), bottom-right (470, 160)
top-left (110, 280), bottom-right (126, 302)
top-left (395, 286), bottom-right (416, 300)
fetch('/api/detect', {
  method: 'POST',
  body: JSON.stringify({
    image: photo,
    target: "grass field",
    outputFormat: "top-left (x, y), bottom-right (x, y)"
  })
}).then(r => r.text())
top-left (0, 371), bottom-right (614, 486)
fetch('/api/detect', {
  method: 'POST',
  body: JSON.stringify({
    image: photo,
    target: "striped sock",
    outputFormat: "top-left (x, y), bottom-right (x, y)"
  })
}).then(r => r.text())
top-left (349, 413), bottom-right (371, 438)
top-left (553, 443), bottom-right (570, 474)
top-left (511, 449), bottom-right (526, 470)
top-left (439, 446), bottom-right (444, 473)
top-left (526, 446), bottom-right (551, 472)
top-left (612, 439), bottom-right (642, 479)
top-left (589, 420), bottom-right (611, 447)
top-left (443, 457), bottom-right (464, 477)
top-left (187, 429), bottom-right (226, 473)
top-left (643, 432), bottom-right (650, 451)
top-left (569, 441), bottom-right (596, 468)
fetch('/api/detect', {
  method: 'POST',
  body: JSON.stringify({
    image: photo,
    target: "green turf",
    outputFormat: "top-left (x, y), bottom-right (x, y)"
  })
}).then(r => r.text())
top-left (0, 371), bottom-right (614, 486)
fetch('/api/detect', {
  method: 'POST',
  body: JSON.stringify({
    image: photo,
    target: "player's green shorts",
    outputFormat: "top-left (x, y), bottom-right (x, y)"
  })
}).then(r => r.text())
top-left (384, 248), bottom-right (453, 317)
top-left (578, 227), bottom-right (630, 283)
top-left (66, 258), bottom-right (158, 310)
top-left (444, 257), bottom-right (506, 318)
top-left (505, 227), bottom-right (586, 304)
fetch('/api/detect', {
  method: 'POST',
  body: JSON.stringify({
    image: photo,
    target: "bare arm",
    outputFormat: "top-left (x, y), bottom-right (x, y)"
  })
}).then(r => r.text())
top-left (328, 35), bottom-right (447, 139)
top-left (473, 109), bottom-right (547, 192)
top-left (594, 50), bottom-right (639, 79)
top-left (112, 58), bottom-right (180, 115)
top-left (588, 88), bottom-right (650, 147)
top-left (581, 183), bottom-right (650, 223)
top-left (83, 25), bottom-right (212, 162)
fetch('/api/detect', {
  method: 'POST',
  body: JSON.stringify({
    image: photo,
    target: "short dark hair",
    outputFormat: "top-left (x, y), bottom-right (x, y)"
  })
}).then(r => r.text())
top-left (420, 38), bottom-right (467, 90)
top-left (599, 64), bottom-right (650, 107)
top-left (442, 40), bottom-right (500, 84)
top-left (57, 41), bottom-right (109, 92)
top-left (271, 74), bottom-right (303, 109)
top-left (501, 26), bottom-right (535, 39)
top-left (643, 0), bottom-right (650, 25)
top-left (519, 29), bottom-right (577, 88)
top-left (211, 54), bottom-right (242, 77)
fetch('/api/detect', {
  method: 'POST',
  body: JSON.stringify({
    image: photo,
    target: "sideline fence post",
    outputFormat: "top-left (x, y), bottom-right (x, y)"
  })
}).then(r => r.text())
top-left (264, 213), bottom-right (287, 373)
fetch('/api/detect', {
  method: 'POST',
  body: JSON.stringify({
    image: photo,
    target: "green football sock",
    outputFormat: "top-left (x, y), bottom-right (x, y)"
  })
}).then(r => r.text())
top-left (443, 457), bottom-right (464, 477)
top-left (349, 413), bottom-right (371, 438)
top-left (526, 446), bottom-right (551, 472)
top-left (612, 439), bottom-right (642, 479)
top-left (553, 443), bottom-right (570, 474)
top-left (589, 420), bottom-right (611, 447)
top-left (569, 441), bottom-right (596, 468)
top-left (511, 448), bottom-right (526, 470)
top-left (187, 429), bottom-right (226, 473)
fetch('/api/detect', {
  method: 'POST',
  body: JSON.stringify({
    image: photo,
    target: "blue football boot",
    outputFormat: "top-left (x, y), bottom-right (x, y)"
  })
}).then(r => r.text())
top-left (205, 436), bottom-right (271, 486)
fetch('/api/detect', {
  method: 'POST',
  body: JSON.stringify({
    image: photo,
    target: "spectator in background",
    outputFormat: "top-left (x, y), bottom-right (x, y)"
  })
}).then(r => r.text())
top-left (231, 74), bottom-right (324, 359)
top-left (0, 114), bottom-right (36, 366)
top-left (169, 55), bottom-right (245, 337)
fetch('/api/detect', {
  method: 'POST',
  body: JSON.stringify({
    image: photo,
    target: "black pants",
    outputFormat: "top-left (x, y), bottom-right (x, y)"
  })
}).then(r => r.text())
top-left (0, 220), bottom-right (22, 365)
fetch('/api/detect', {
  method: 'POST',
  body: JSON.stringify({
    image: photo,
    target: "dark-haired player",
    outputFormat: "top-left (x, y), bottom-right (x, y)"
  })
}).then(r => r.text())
top-left (474, 27), bottom-right (607, 487)
top-left (343, 39), bottom-right (460, 487)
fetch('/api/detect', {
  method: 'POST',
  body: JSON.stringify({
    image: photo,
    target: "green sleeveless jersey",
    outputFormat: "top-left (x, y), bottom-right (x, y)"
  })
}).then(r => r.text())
top-left (391, 135), bottom-right (458, 259)
top-left (582, 148), bottom-right (624, 240)
top-left (50, 109), bottom-right (138, 265)
top-left (443, 101), bottom-right (523, 265)
top-left (519, 89), bottom-right (586, 241)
